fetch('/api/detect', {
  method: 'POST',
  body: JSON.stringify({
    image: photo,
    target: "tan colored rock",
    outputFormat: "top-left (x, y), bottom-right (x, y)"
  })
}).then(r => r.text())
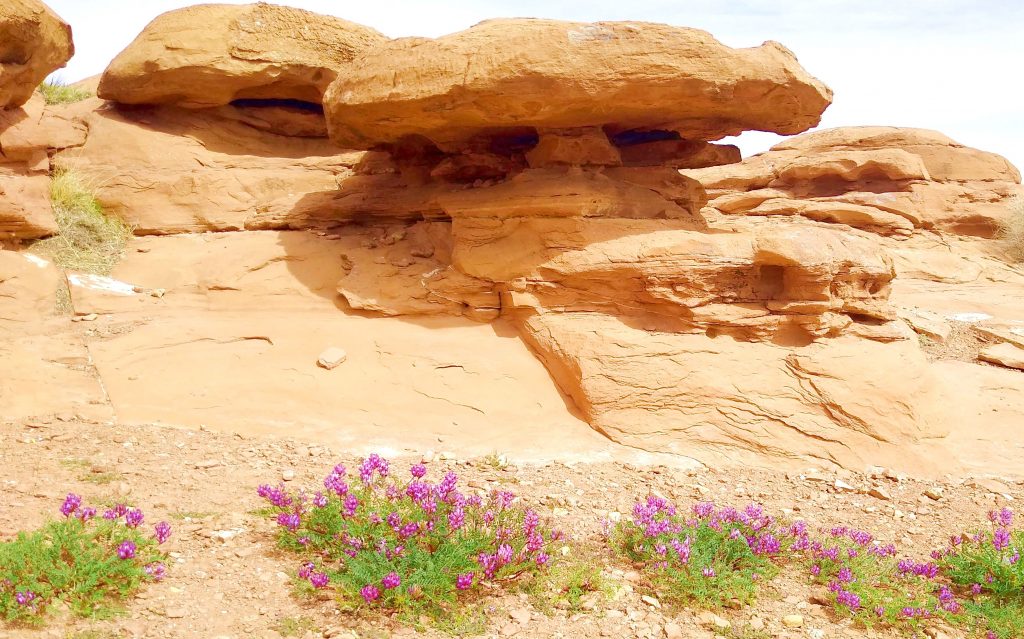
top-left (439, 167), bottom-right (706, 221)
top-left (687, 126), bottom-right (1022, 238)
top-left (453, 218), bottom-right (895, 340)
top-left (0, 0), bottom-right (74, 109)
top-left (336, 222), bottom-right (500, 322)
top-left (325, 18), bottom-right (832, 150)
top-left (742, 198), bottom-right (915, 236)
top-left (55, 103), bottom-right (359, 234)
top-left (617, 139), bottom-right (740, 169)
top-left (0, 167), bottom-right (55, 239)
top-left (519, 313), bottom-right (955, 473)
top-left (980, 343), bottom-right (1024, 371)
top-left (317, 347), bottom-right (347, 370)
top-left (98, 3), bottom-right (387, 108)
top-left (525, 128), bottom-right (621, 168)
top-left (772, 126), bottom-right (1021, 183)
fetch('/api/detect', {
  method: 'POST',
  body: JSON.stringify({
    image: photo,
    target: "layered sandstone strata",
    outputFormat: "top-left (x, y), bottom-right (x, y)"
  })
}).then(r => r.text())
top-left (685, 127), bottom-right (1022, 238)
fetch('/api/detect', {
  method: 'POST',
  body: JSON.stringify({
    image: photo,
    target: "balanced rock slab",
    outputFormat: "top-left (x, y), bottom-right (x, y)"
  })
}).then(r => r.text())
top-left (98, 3), bottom-right (387, 107)
top-left (0, 0), bottom-right (74, 108)
top-left (325, 18), bottom-right (832, 150)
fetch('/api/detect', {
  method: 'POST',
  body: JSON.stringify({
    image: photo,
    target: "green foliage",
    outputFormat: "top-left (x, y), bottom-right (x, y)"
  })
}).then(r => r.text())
top-left (37, 79), bottom-right (92, 106)
top-left (939, 509), bottom-right (1024, 639)
top-left (999, 196), bottom-right (1024, 262)
top-left (522, 556), bottom-right (613, 614)
top-left (273, 615), bottom-right (319, 637)
top-left (258, 457), bottom-right (558, 630)
top-left (805, 533), bottom-right (956, 631)
top-left (610, 500), bottom-right (791, 609)
top-left (0, 500), bottom-right (168, 626)
top-left (31, 168), bottom-right (131, 276)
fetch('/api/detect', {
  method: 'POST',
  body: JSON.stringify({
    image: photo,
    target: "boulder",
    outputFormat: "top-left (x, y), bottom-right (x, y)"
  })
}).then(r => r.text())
top-left (0, 0), bottom-right (74, 109)
top-left (98, 3), bottom-right (387, 108)
top-left (685, 126), bottom-right (1022, 238)
top-left (325, 18), bottom-right (832, 150)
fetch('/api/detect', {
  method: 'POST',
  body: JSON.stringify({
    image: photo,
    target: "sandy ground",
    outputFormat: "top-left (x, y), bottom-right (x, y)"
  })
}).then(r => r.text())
top-left (1, 417), bottom-right (1019, 639)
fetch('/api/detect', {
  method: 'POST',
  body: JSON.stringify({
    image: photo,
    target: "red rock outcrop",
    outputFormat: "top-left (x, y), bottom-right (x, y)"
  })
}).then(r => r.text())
top-left (685, 127), bottom-right (1023, 238)
top-left (6, 8), bottom-right (1021, 475)
top-left (98, 3), bottom-right (387, 108)
top-left (0, 0), bottom-right (74, 109)
top-left (325, 19), bottom-right (832, 151)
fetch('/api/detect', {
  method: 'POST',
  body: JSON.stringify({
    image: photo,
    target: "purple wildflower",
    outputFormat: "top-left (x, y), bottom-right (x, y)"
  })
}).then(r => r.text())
top-left (410, 463), bottom-right (427, 478)
top-left (277, 512), bottom-right (301, 531)
top-left (310, 572), bottom-right (330, 589)
top-left (343, 493), bottom-right (359, 517)
top-left (382, 572), bottom-right (401, 589)
top-left (15, 591), bottom-right (35, 606)
top-left (60, 493), bottom-right (81, 518)
top-left (701, 566), bottom-right (716, 578)
top-left (154, 521), bottom-right (172, 544)
top-left (145, 562), bottom-right (166, 581)
top-left (77, 506), bottom-right (96, 522)
top-left (456, 572), bottom-right (475, 590)
top-left (125, 508), bottom-right (144, 528)
top-left (360, 584), bottom-right (380, 602)
top-left (117, 540), bottom-right (136, 559)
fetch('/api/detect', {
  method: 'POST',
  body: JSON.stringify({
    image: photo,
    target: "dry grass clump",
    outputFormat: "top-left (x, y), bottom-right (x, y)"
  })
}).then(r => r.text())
top-left (31, 168), bottom-right (131, 276)
top-left (1000, 196), bottom-right (1024, 262)
top-left (37, 78), bottom-right (92, 105)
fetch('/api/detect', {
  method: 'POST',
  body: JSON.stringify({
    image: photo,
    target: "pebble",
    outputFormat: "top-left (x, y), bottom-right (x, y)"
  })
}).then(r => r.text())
top-left (664, 622), bottom-right (683, 639)
top-left (281, 469), bottom-right (295, 481)
top-left (782, 614), bottom-right (804, 628)
top-left (317, 347), bottom-right (347, 370)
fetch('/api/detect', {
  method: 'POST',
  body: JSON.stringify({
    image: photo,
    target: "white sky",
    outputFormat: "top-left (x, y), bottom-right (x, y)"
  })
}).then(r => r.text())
top-left (46, 0), bottom-right (1024, 170)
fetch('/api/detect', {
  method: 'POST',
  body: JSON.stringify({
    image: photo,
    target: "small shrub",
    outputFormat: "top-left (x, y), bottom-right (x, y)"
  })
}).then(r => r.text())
top-left (802, 526), bottom-right (961, 631)
top-left (522, 555), bottom-right (613, 614)
top-left (999, 197), bottom-right (1024, 262)
top-left (939, 507), bottom-right (1024, 639)
top-left (610, 499), bottom-right (794, 608)
top-left (37, 79), bottom-right (92, 106)
top-left (0, 494), bottom-right (171, 625)
top-left (258, 455), bottom-right (560, 626)
top-left (32, 168), bottom-right (131, 276)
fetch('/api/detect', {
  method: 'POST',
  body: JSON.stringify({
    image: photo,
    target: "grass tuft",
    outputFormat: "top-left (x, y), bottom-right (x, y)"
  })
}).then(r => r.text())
top-left (999, 196), bottom-right (1024, 262)
top-left (31, 168), bottom-right (131, 276)
top-left (37, 79), bottom-right (92, 106)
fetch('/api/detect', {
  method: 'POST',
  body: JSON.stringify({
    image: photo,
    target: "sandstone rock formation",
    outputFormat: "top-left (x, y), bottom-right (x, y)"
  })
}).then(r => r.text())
top-left (1, 93), bottom-right (91, 240)
top-left (0, 0), bottom-right (74, 109)
top-left (55, 101), bottom-right (360, 234)
top-left (685, 127), bottom-right (1023, 238)
top-left (324, 19), bottom-right (832, 150)
top-left (97, 3), bottom-right (387, 108)
top-left (3, 7), bottom-right (1023, 476)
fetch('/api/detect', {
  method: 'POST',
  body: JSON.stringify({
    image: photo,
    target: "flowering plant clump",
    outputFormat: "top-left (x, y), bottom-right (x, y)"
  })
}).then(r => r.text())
top-left (938, 507), bottom-right (1024, 639)
top-left (801, 524), bottom-right (962, 630)
top-left (610, 499), bottom-right (795, 607)
top-left (0, 494), bottom-right (171, 625)
top-left (258, 455), bottom-right (561, 622)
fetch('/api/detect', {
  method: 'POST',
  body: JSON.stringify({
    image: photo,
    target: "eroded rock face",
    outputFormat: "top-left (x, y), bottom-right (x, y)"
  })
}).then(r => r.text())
top-left (0, 0), bottom-right (73, 109)
top-left (324, 18), bottom-right (832, 150)
top-left (98, 3), bottom-right (387, 108)
top-left (686, 126), bottom-right (1023, 238)
top-left (54, 102), bottom-right (360, 234)
top-left (8, 10), bottom-right (1014, 474)
top-left (0, 93), bottom-right (91, 240)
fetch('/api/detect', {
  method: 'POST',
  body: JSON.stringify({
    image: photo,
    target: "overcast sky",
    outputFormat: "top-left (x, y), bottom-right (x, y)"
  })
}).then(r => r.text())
top-left (46, 0), bottom-right (1024, 170)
